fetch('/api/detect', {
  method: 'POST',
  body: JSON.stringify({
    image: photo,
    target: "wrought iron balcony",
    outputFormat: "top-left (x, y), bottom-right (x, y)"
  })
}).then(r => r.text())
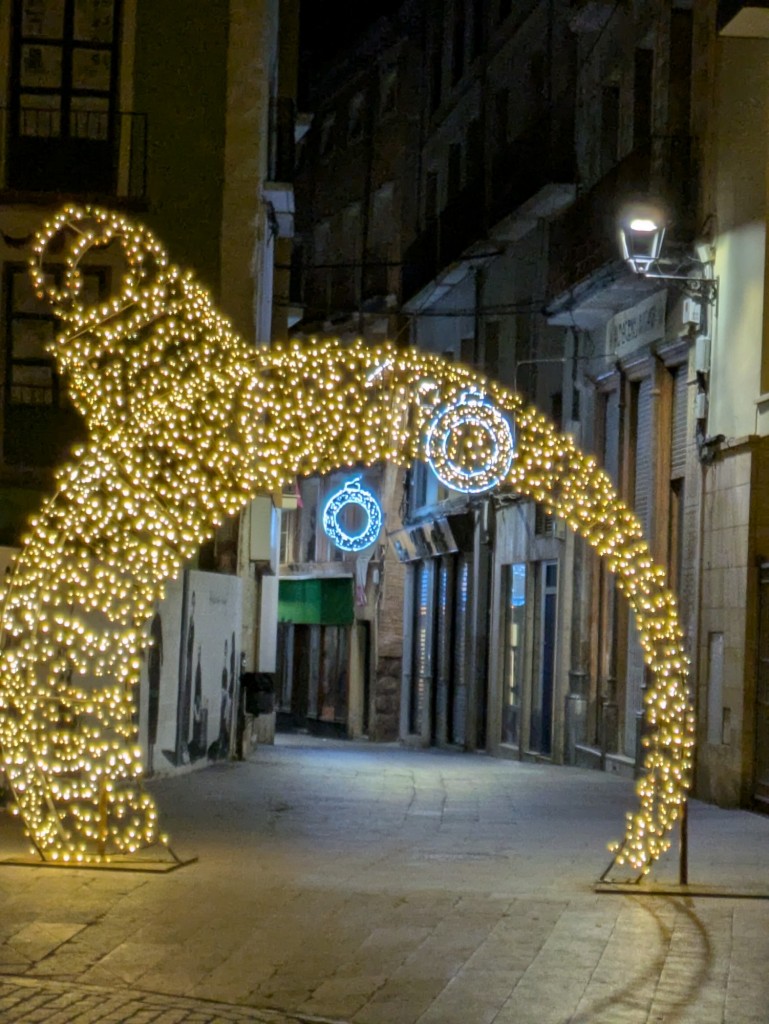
top-left (401, 178), bottom-right (484, 301)
top-left (488, 104), bottom-right (577, 228)
top-left (0, 105), bottom-right (147, 202)
top-left (402, 106), bottom-right (576, 303)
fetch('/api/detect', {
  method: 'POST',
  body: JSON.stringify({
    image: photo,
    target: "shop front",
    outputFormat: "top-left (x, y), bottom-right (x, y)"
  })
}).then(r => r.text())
top-left (276, 576), bottom-right (355, 736)
top-left (396, 511), bottom-right (490, 750)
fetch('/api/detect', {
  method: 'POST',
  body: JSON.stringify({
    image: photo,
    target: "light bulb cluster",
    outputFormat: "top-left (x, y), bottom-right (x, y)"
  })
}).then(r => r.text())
top-left (0, 205), bottom-right (692, 875)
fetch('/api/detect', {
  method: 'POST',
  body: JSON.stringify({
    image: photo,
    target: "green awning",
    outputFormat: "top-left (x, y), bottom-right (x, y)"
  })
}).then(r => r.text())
top-left (278, 577), bottom-right (354, 625)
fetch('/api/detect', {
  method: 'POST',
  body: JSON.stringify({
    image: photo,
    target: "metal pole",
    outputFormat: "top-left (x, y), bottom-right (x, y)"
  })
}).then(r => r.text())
top-left (679, 799), bottom-right (689, 886)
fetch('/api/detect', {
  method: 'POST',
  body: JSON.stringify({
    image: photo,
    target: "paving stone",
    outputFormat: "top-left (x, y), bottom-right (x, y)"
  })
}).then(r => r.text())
top-left (1, 737), bottom-right (769, 1023)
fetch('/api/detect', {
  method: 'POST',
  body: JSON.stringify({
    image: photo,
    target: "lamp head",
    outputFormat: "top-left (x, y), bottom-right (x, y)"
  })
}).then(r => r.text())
top-left (617, 199), bottom-right (668, 274)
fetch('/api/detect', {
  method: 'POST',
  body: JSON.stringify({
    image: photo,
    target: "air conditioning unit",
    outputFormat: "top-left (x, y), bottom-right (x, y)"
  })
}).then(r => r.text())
top-left (695, 334), bottom-right (710, 375)
top-left (695, 392), bottom-right (708, 421)
top-left (682, 298), bottom-right (701, 329)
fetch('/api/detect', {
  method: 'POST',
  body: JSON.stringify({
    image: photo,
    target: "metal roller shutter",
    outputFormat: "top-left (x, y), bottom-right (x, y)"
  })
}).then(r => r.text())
top-left (435, 557), bottom-right (454, 744)
top-left (633, 377), bottom-right (653, 534)
top-left (604, 389), bottom-right (621, 482)
top-left (670, 364), bottom-right (688, 480)
top-left (411, 561), bottom-right (434, 736)
top-left (452, 555), bottom-right (471, 746)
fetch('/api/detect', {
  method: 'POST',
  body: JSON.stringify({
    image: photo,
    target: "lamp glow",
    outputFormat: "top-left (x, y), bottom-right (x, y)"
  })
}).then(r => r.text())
top-left (629, 218), bottom-right (659, 233)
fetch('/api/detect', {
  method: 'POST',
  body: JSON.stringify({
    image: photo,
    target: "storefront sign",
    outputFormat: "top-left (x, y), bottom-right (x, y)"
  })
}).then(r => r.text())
top-left (388, 517), bottom-right (459, 562)
top-left (606, 291), bottom-right (666, 359)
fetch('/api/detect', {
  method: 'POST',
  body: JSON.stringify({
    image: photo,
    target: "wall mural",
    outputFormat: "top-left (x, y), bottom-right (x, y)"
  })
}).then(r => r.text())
top-left (0, 205), bottom-right (693, 877)
top-left (137, 569), bottom-right (242, 775)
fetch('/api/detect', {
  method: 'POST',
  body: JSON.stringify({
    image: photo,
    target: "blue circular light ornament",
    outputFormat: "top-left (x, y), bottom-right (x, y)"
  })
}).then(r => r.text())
top-left (426, 388), bottom-right (515, 494)
top-left (322, 477), bottom-right (383, 551)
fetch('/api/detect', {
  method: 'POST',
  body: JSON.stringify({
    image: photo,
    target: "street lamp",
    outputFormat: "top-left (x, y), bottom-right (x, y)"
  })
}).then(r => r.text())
top-left (618, 199), bottom-right (667, 274)
top-left (617, 198), bottom-right (716, 299)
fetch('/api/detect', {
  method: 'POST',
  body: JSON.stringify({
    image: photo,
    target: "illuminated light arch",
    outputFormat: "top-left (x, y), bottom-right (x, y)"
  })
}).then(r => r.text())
top-left (322, 477), bottom-right (383, 551)
top-left (0, 205), bottom-right (693, 876)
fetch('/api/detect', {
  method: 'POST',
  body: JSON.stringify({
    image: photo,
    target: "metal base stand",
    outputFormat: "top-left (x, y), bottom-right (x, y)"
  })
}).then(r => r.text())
top-left (1, 843), bottom-right (197, 873)
top-left (596, 801), bottom-right (769, 899)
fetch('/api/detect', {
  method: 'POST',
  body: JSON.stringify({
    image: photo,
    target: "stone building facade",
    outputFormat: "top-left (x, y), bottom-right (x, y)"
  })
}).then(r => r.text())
top-left (0, 0), bottom-right (300, 764)
top-left (288, 0), bottom-right (769, 815)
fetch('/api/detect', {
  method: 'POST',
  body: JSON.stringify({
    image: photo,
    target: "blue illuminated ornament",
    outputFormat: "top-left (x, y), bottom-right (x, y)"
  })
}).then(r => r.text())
top-left (426, 387), bottom-right (515, 494)
top-left (322, 477), bottom-right (383, 551)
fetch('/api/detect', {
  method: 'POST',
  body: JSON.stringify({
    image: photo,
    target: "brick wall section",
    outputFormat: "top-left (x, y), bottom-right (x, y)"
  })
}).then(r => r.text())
top-left (371, 465), bottom-right (408, 740)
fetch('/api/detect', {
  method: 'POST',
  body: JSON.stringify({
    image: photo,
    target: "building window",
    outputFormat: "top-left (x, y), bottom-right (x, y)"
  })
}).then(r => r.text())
top-left (380, 65), bottom-right (397, 116)
top-left (451, 2), bottom-right (466, 85)
top-left (3, 262), bottom-right (105, 466)
top-left (460, 335), bottom-right (476, 366)
top-left (501, 562), bottom-right (526, 746)
top-left (494, 87), bottom-right (510, 144)
top-left (8, 0), bottom-right (121, 193)
top-left (366, 183), bottom-right (394, 298)
top-left (529, 50), bottom-right (547, 104)
top-left (466, 117), bottom-right (483, 185)
top-left (429, 28), bottom-right (443, 114)
top-left (319, 112), bottom-right (336, 157)
top-left (424, 169), bottom-right (438, 224)
top-left (280, 509), bottom-right (297, 565)
top-left (348, 91), bottom-right (365, 143)
top-left (600, 83), bottom-right (620, 175)
top-left (447, 141), bottom-right (462, 200)
top-left (551, 390), bottom-right (563, 432)
top-left (483, 321), bottom-right (500, 378)
top-left (309, 220), bottom-right (331, 315)
top-left (534, 503), bottom-right (558, 538)
top-left (469, 0), bottom-right (485, 61)
top-left (633, 48), bottom-right (653, 147)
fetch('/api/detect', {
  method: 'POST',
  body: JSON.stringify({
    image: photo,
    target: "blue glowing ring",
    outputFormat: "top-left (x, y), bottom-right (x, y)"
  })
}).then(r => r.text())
top-left (322, 477), bottom-right (383, 552)
top-left (426, 389), bottom-right (515, 494)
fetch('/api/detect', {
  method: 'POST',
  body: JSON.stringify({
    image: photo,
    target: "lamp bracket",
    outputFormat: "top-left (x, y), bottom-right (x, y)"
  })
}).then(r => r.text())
top-left (639, 263), bottom-right (717, 303)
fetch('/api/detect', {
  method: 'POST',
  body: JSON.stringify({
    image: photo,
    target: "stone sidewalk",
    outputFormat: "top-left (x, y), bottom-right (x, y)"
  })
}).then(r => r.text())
top-left (0, 975), bottom-right (340, 1023)
top-left (1, 737), bottom-right (768, 1024)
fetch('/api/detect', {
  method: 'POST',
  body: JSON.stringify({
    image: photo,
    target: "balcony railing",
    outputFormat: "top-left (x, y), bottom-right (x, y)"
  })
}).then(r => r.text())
top-left (488, 104), bottom-right (577, 226)
top-left (402, 106), bottom-right (576, 302)
top-left (547, 134), bottom-right (697, 300)
top-left (401, 178), bottom-right (484, 301)
top-left (0, 106), bottom-right (147, 202)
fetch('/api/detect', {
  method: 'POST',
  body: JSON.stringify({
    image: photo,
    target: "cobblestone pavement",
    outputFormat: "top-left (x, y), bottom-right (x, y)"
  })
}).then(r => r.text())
top-left (0, 975), bottom-right (342, 1023)
top-left (1, 737), bottom-right (769, 1024)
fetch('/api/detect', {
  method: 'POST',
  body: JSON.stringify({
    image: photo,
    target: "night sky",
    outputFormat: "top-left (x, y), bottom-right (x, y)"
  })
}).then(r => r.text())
top-left (299, 0), bottom-right (404, 95)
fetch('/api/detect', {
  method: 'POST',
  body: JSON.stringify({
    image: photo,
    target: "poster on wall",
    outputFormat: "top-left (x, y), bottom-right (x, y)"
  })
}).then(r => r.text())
top-left (138, 569), bottom-right (242, 775)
